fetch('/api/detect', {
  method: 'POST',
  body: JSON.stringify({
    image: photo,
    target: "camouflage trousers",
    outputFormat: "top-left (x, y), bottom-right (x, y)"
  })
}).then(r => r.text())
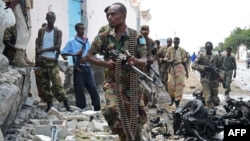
top-left (201, 79), bottom-right (220, 109)
top-left (224, 70), bottom-right (233, 94)
top-left (34, 69), bottom-right (50, 102)
top-left (102, 82), bottom-right (147, 141)
top-left (168, 73), bottom-right (185, 101)
top-left (39, 59), bottom-right (67, 103)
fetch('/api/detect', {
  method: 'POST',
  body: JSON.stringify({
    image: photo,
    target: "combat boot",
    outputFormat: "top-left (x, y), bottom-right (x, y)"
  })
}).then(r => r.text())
top-left (175, 100), bottom-right (180, 108)
top-left (63, 99), bottom-right (73, 112)
top-left (45, 102), bottom-right (53, 112)
top-left (24, 55), bottom-right (35, 66)
top-left (169, 97), bottom-right (175, 106)
top-left (13, 49), bottom-right (29, 66)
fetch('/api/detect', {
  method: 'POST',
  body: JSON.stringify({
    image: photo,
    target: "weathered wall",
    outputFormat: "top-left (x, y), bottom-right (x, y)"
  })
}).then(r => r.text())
top-left (0, 1), bottom-right (31, 136)
top-left (0, 55), bottom-right (31, 135)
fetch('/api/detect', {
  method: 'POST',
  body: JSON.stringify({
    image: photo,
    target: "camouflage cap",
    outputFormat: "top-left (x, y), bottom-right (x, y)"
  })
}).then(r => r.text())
top-left (140, 25), bottom-right (149, 33)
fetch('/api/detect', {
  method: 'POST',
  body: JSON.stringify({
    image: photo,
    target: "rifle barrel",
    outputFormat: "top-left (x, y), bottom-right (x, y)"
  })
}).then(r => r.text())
top-left (131, 66), bottom-right (153, 82)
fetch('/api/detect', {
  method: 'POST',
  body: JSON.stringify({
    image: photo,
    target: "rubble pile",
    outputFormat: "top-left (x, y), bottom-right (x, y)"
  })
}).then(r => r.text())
top-left (3, 91), bottom-right (250, 141)
top-left (4, 97), bottom-right (188, 141)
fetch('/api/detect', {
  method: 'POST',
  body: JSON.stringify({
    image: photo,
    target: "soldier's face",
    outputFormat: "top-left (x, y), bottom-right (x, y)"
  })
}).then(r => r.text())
top-left (141, 32), bottom-right (149, 38)
top-left (46, 14), bottom-right (56, 25)
top-left (174, 39), bottom-right (180, 47)
top-left (205, 45), bottom-right (213, 53)
top-left (167, 40), bottom-right (172, 46)
top-left (107, 5), bottom-right (125, 27)
top-left (77, 25), bottom-right (84, 36)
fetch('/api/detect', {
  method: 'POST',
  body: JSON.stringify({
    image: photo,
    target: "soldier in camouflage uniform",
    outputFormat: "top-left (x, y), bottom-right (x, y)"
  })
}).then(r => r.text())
top-left (192, 41), bottom-right (223, 109)
top-left (140, 25), bottom-right (157, 107)
top-left (86, 3), bottom-right (148, 141)
top-left (35, 12), bottom-right (72, 112)
top-left (2, 24), bottom-right (17, 65)
top-left (165, 37), bottom-right (189, 108)
top-left (222, 47), bottom-right (237, 96)
top-left (157, 38), bottom-right (172, 92)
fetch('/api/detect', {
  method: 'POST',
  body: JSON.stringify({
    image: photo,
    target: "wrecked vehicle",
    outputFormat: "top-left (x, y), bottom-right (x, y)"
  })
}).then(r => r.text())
top-left (173, 89), bottom-right (250, 141)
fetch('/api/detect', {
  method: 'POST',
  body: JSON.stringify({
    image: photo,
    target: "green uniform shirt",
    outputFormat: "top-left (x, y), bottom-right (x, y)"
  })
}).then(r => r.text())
top-left (3, 25), bottom-right (16, 43)
top-left (158, 46), bottom-right (170, 72)
top-left (90, 27), bottom-right (147, 83)
top-left (222, 55), bottom-right (237, 70)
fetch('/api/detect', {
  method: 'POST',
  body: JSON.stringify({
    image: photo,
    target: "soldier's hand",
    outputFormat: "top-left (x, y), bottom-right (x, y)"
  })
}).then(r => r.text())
top-left (80, 57), bottom-right (87, 64)
top-left (37, 49), bottom-right (44, 54)
top-left (127, 55), bottom-right (135, 66)
top-left (76, 49), bottom-right (83, 56)
top-left (105, 59), bottom-right (115, 70)
top-left (233, 73), bottom-right (236, 78)
top-left (147, 57), bottom-right (154, 64)
top-left (186, 73), bottom-right (189, 79)
top-left (4, 2), bottom-right (10, 9)
top-left (204, 66), bottom-right (211, 71)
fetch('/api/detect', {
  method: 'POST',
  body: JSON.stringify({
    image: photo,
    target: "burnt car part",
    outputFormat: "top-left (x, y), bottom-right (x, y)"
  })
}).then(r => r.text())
top-left (173, 90), bottom-right (250, 141)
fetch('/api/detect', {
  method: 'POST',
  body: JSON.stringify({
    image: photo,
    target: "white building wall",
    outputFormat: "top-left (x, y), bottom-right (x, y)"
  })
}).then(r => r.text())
top-left (86, 0), bottom-right (138, 43)
top-left (237, 45), bottom-right (248, 60)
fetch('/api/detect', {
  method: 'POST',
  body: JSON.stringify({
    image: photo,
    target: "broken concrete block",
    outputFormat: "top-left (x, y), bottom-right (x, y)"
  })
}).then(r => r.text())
top-left (90, 119), bottom-right (108, 132)
top-left (67, 120), bottom-right (77, 129)
top-left (34, 120), bottom-right (67, 138)
top-left (48, 107), bottom-right (67, 120)
top-left (33, 135), bottom-right (51, 141)
top-left (65, 135), bottom-right (75, 141)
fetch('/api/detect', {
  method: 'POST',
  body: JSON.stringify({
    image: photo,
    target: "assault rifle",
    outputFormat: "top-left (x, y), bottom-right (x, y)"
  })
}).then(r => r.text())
top-left (101, 46), bottom-right (156, 92)
top-left (19, 0), bottom-right (30, 30)
top-left (148, 64), bottom-right (165, 86)
top-left (72, 40), bottom-right (86, 72)
top-left (199, 58), bottom-right (226, 88)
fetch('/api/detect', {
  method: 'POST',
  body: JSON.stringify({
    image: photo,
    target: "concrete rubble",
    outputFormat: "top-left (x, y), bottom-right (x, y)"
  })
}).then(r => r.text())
top-left (4, 97), bottom-right (120, 141)
top-left (3, 96), bottom-right (189, 141)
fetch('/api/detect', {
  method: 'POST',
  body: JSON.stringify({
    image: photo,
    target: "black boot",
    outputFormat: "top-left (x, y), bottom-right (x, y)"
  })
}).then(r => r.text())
top-left (45, 102), bottom-right (53, 112)
top-left (175, 100), bottom-right (180, 108)
top-left (169, 97), bottom-right (175, 106)
top-left (63, 99), bottom-right (73, 112)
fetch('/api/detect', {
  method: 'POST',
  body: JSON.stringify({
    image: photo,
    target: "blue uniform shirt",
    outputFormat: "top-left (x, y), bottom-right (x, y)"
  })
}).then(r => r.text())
top-left (61, 36), bottom-right (90, 65)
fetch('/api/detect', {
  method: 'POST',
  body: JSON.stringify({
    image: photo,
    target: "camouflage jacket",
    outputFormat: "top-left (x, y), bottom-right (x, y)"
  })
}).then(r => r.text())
top-left (145, 37), bottom-right (156, 57)
top-left (90, 27), bottom-right (147, 83)
top-left (3, 25), bottom-right (16, 45)
top-left (157, 45), bottom-right (170, 72)
top-left (222, 55), bottom-right (237, 71)
top-left (165, 46), bottom-right (187, 75)
top-left (192, 53), bottom-right (222, 82)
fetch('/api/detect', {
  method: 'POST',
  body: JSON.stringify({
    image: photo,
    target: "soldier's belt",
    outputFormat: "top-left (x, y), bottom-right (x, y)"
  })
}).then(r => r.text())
top-left (42, 57), bottom-right (56, 62)
top-left (173, 62), bottom-right (182, 66)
